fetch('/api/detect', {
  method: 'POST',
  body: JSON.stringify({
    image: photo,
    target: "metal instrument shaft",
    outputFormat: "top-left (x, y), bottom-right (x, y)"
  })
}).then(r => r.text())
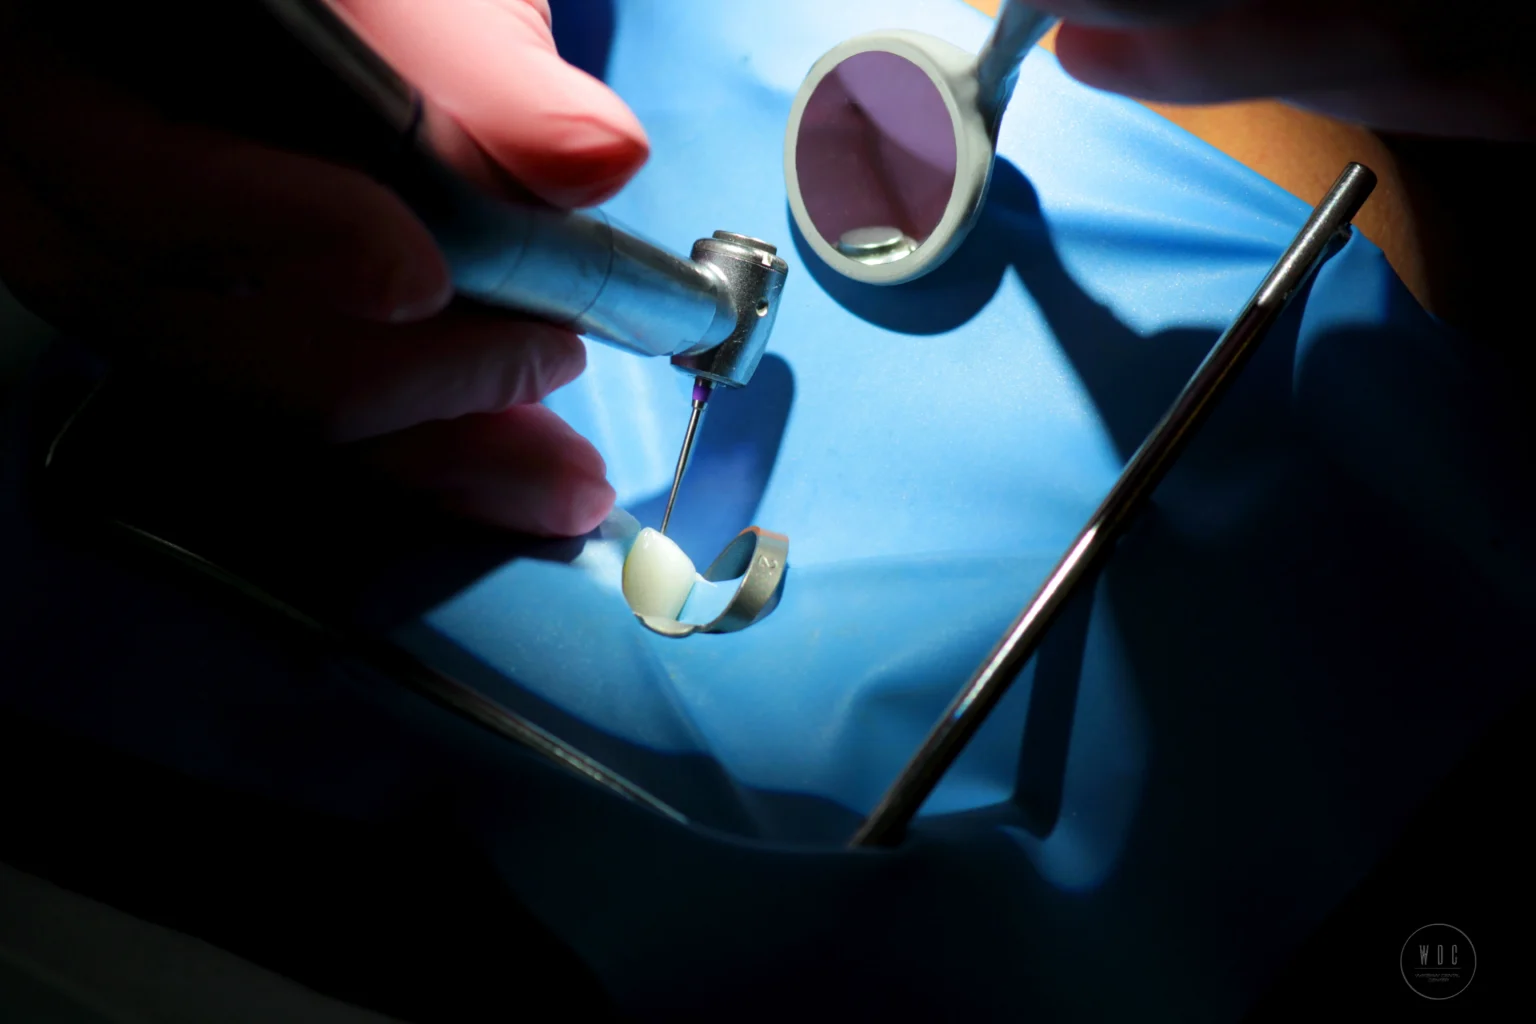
top-left (850, 162), bottom-right (1379, 849)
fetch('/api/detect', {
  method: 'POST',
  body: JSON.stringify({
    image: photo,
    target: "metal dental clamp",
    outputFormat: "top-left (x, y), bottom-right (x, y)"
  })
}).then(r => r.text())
top-left (634, 526), bottom-right (790, 638)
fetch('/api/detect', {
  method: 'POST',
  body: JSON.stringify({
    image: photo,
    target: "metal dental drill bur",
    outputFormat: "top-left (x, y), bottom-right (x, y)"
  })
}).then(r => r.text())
top-left (660, 378), bottom-right (714, 535)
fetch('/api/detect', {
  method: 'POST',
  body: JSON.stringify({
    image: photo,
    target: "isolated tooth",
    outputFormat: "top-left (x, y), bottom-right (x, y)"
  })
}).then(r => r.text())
top-left (622, 528), bottom-right (698, 620)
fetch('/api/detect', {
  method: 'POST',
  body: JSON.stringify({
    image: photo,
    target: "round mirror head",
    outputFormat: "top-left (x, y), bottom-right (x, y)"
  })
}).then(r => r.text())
top-left (791, 49), bottom-right (959, 276)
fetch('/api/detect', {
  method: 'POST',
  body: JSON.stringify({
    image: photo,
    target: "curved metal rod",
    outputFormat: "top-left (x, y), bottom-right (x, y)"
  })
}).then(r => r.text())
top-left (39, 382), bottom-right (690, 827)
top-left (851, 163), bottom-right (1379, 848)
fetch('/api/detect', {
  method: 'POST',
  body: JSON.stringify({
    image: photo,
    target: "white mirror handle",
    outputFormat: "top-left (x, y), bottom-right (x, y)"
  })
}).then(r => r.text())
top-left (975, 1), bottom-right (1059, 131)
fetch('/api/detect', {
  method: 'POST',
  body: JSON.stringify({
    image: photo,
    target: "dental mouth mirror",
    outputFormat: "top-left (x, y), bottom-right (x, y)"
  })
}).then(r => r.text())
top-left (784, 0), bottom-right (1058, 284)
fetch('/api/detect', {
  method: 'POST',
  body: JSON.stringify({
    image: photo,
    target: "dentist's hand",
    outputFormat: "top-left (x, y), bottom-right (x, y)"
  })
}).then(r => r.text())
top-left (1033, 1), bottom-right (1536, 141)
top-left (0, 0), bottom-right (644, 536)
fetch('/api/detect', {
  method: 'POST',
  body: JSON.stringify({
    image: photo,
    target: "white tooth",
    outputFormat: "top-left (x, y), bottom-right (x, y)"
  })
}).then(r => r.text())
top-left (622, 528), bottom-right (698, 620)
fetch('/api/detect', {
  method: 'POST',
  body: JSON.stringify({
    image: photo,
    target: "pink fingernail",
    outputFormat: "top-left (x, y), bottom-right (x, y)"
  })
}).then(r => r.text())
top-left (516, 121), bottom-right (649, 208)
top-left (386, 276), bottom-right (455, 323)
top-left (571, 478), bottom-right (616, 534)
top-left (385, 257), bottom-right (455, 323)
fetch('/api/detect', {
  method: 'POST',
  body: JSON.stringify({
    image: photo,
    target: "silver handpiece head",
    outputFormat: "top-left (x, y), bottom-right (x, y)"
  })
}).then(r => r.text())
top-left (672, 233), bottom-right (789, 389)
top-left (259, 1), bottom-right (790, 391)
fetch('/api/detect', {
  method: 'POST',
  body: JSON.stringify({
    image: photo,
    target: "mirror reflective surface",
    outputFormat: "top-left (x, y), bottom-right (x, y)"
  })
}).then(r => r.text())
top-left (794, 51), bottom-right (958, 266)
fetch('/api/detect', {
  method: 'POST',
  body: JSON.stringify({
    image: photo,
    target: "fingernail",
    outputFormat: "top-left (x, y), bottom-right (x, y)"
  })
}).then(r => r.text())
top-left (541, 341), bottom-right (587, 394)
top-left (383, 253), bottom-right (454, 323)
top-left (319, 247), bottom-right (451, 323)
top-left (569, 477), bottom-right (616, 535)
top-left (519, 120), bottom-right (648, 208)
top-left (386, 273), bottom-right (455, 323)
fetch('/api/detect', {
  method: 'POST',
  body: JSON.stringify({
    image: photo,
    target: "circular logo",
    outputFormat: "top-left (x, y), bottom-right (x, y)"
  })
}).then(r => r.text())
top-left (1400, 924), bottom-right (1476, 1000)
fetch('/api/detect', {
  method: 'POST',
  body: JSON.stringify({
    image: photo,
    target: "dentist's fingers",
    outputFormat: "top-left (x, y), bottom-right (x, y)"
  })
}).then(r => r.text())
top-left (335, 0), bottom-right (649, 208)
top-left (107, 295), bottom-right (589, 443)
top-left (1049, 0), bottom-right (1536, 140)
top-left (0, 144), bottom-right (131, 330)
top-left (0, 44), bottom-right (452, 323)
top-left (1023, 0), bottom-right (1244, 26)
top-left (1053, 2), bottom-right (1423, 105)
top-left (353, 403), bottom-right (616, 537)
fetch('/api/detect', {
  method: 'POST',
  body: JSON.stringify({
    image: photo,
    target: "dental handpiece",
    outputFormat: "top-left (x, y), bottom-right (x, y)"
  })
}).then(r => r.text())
top-left (258, 0), bottom-right (789, 392)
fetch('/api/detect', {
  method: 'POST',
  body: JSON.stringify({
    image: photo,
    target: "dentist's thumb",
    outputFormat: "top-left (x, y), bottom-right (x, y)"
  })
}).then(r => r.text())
top-left (334, 0), bottom-right (650, 208)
